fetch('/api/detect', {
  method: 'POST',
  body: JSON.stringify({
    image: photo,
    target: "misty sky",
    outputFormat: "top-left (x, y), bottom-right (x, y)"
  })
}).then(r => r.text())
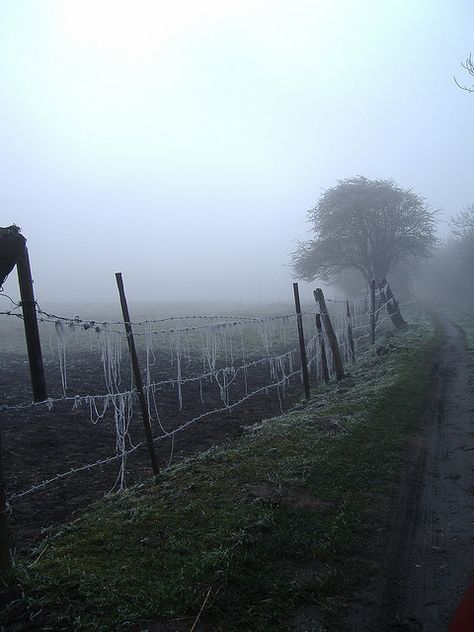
top-left (0, 1), bottom-right (473, 306)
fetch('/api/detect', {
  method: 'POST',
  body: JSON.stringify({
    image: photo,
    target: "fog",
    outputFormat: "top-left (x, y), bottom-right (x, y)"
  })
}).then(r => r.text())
top-left (0, 0), bottom-right (473, 307)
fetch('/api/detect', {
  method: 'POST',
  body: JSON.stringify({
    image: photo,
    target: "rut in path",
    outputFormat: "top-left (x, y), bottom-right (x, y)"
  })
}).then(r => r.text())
top-left (373, 315), bottom-right (474, 631)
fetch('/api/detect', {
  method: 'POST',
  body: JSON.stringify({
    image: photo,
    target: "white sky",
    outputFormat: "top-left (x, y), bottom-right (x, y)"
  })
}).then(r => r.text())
top-left (0, 0), bottom-right (473, 305)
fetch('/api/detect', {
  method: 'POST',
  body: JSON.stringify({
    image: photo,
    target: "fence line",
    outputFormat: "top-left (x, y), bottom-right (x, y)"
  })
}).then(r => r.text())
top-left (0, 294), bottom-right (399, 416)
top-left (1, 295), bottom-right (400, 416)
top-left (0, 285), bottom-right (403, 511)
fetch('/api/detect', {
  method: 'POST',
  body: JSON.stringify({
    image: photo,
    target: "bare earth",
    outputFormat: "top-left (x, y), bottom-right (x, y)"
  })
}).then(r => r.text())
top-left (367, 316), bottom-right (474, 631)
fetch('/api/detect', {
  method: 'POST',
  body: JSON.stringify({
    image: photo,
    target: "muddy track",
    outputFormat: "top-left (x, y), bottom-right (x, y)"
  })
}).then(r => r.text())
top-left (370, 315), bottom-right (474, 630)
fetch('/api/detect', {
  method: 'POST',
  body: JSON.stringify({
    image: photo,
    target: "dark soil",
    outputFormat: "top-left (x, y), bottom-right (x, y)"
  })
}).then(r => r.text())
top-left (1, 350), bottom-right (305, 553)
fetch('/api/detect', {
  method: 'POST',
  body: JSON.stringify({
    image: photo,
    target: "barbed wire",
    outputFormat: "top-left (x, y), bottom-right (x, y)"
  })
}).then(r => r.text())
top-left (1, 296), bottom-right (398, 337)
top-left (0, 291), bottom-right (397, 331)
top-left (34, 304), bottom-right (310, 330)
top-left (4, 367), bottom-right (303, 506)
top-left (325, 291), bottom-right (376, 304)
top-left (0, 292), bottom-right (21, 308)
top-left (1, 304), bottom-right (319, 339)
top-left (0, 390), bottom-right (139, 415)
top-left (6, 448), bottom-right (134, 504)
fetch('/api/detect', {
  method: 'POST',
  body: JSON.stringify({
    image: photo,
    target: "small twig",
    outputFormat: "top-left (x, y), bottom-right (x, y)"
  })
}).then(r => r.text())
top-left (189, 586), bottom-right (212, 632)
top-left (454, 75), bottom-right (474, 93)
top-left (167, 432), bottom-right (176, 469)
top-left (28, 544), bottom-right (49, 568)
top-left (454, 53), bottom-right (474, 93)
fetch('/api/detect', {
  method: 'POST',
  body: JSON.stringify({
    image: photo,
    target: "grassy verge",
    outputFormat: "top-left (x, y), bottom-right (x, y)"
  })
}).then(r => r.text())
top-left (1, 312), bottom-right (441, 631)
top-left (443, 306), bottom-right (474, 347)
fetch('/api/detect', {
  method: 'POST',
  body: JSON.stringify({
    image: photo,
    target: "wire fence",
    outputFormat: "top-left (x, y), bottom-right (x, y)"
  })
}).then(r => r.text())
top-left (0, 287), bottom-right (400, 512)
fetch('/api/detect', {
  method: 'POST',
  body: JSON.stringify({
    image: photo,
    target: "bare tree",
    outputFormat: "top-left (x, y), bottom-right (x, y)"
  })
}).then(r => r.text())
top-left (420, 203), bottom-right (474, 305)
top-left (450, 203), bottom-right (474, 238)
top-left (292, 176), bottom-right (437, 286)
top-left (449, 204), bottom-right (474, 281)
top-left (454, 54), bottom-right (474, 93)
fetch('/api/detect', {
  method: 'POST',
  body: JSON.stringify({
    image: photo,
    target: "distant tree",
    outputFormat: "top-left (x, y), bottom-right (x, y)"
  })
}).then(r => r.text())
top-left (417, 203), bottom-right (474, 306)
top-left (451, 203), bottom-right (474, 238)
top-left (454, 54), bottom-right (474, 93)
top-left (292, 176), bottom-right (437, 285)
top-left (449, 203), bottom-right (474, 276)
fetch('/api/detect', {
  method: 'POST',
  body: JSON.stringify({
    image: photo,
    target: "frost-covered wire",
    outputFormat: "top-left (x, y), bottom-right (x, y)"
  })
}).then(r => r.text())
top-left (33, 303), bottom-right (312, 330)
top-left (0, 292), bottom-right (21, 308)
top-left (4, 368), bottom-right (302, 505)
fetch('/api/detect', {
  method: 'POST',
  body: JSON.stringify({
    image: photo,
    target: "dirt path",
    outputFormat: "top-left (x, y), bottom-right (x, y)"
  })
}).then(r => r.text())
top-left (372, 316), bottom-right (474, 630)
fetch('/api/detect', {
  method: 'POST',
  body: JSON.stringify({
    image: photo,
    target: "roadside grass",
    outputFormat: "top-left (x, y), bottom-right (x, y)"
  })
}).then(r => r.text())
top-left (444, 306), bottom-right (474, 347)
top-left (1, 311), bottom-right (441, 631)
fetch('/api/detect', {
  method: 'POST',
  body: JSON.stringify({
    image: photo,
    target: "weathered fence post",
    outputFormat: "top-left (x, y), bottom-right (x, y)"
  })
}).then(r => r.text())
top-left (346, 301), bottom-right (356, 362)
top-left (313, 288), bottom-right (345, 380)
top-left (378, 279), bottom-right (408, 329)
top-left (0, 419), bottom-right (11, 573)
top-left (0, 227), bottom-right (47, 574)
top-left (292, 282), bottom-right (311, 401)
top-left (315, 313), bottom-right (330, 383)
top-left (370, 279), bottom-right (376, 345)
top-left (16, 245), bottom-right (48, 402)
top-left (115, 273), bottom-right (160, 476)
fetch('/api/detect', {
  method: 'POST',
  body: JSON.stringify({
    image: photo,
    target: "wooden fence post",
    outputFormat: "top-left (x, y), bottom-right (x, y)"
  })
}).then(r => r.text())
top-left (292, 283), bottom-right (311, 401)
top-left (115, 273), bottom-right (160, 476)
top-left (378, 279), bottom-right (408, 329)
top-left (370, 279), bottom-right (376, 345)
top-left (16, 246), bottom-right (47, 402)
top-left (313, 288), bottom-right (345, 380)
top-left (315, 313), bottom-right (330, 383)
top-left (0, 420), bottom-right (11, 574)
top-left (346, 301), bottom-right (356, 361)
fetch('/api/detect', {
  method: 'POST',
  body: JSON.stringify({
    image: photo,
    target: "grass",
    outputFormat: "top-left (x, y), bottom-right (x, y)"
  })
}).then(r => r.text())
top-left (1, 310), bottom-right (441, 631)
top-left (443, 306), bottom-right (474, 347)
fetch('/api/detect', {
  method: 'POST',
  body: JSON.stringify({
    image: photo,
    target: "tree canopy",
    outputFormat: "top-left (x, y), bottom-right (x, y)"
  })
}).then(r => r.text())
top-left (448, 204), bottom-right (474, 279)
top-left (451, 203), bottom-right (474, 239)
top-left (292, 176), bottom-right (437, 285)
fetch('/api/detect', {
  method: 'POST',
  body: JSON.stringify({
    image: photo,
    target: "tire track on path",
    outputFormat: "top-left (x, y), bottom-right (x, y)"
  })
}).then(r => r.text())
top-left (373, 315), bottom-right (474, 631)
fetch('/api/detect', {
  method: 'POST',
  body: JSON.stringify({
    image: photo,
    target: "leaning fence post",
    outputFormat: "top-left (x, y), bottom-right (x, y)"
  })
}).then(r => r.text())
top-left (16, 245), bottom-right (47, 402)
top-left (370, 279), bottom-right (376, 345)
top-left (346, 301), bottom-right (356, 362)
top-left (378, 279), bottom-right (408, 329)
top-left (115, 273), bottom-right (160, 476)
top-left (292, 283), bottom-right (311, 401)
top-left (315, 313), bottom-right (330, 383)
top-left (0, 419), bottom-right (11, 573)
top-left (313, 288), bottom-right (345, 380)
